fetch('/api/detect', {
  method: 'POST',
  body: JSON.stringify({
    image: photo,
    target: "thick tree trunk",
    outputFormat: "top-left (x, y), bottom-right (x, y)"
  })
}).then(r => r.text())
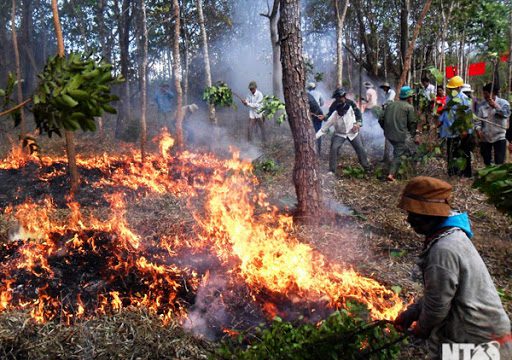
top-left (396, 0), bottom-right (433, 93)
top-left (508, 10), bottom-right (512, 98)
top-left (172, 0), bottom-right (184, 148)
top-left (334, 0), bottom-right (349, 87)
top-left (279, 0), bottom-right (322, 223)
top-left (196, 0), bottom-right (216, 124)
top-left (51, 0), bottom-right (79, 194)
top-left (11, 0), bottom-right (25, 136)
top-left (138, 0), bottom-right (148, 161)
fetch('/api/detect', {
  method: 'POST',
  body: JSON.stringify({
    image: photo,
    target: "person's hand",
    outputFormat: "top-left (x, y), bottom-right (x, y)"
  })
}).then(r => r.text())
top-left (508, 142), bottom-right (512, 153)
top-left (476, 130), bottom-right (483, 139)
top-left (394, 309), bottom-right (418, 332)
top-left (461, 131), bottom-right (468, 139)
top-left (488, 98), bottom-right (497, 108)
top-left (241, 99), bottom-right (248, 105)
top-left (351, 123), bottom-right (361, 133)
top-left (318, 115), bottom-right (325, 120)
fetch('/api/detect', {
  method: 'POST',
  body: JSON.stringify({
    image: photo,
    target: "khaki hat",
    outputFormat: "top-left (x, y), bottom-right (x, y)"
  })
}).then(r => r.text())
top-left (398, 176), bottom-right (452, 216)
top-left (248, 81), bottom-right (257, 89)
top-left (363, 81), bottom-right (374, 88)
top-left (380, 82), bottom-right (391, 89)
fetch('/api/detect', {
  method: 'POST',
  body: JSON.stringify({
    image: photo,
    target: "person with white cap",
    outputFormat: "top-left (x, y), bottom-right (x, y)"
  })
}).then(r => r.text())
top-left (242, 81), bottom-right (266, 143)
top-left (307, 82), bottom-right (324, 108)
top-left (394, 176), bottom-right (512, 360)
top-left (363, 81), bottom-right (378, 110)
top-left (379, 82), bottom-right (396, 106)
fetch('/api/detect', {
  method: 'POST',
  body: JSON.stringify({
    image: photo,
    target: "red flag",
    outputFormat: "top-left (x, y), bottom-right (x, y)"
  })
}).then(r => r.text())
top-left (445, 66), bottom-right (458, 79)
top-left (501, 54), bottom-right (509, 63)
top-left (468, 62), bottom-right (486, 76)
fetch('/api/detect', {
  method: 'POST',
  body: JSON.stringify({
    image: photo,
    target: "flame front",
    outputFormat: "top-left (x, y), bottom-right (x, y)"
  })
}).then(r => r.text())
top-left (0, 130), bottom-right (405, 324)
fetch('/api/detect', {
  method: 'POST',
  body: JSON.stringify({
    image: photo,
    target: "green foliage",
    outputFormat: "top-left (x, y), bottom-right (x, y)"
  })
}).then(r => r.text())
top-left (253, 159), bottom-right (279, 174)
top-left (259, 95), bottom-right (286, 125)
top-left (497, 288), bottom-right (512, 303)
top-left (32, 52), bottom-right (122, 137)
top-left (0, 72), bottom-right (22, 126)
top-left (342, 165), bottom-right (366, 179)
top-left (216, 305), bottom-right (403, 360)
top-left (428, 67), bottom-right (444, 85)
top-left (446, 92), bottom-right (473, 135)
top-left (202, 81), bottom-right (234, 108)
top-left (473, 164), bottom-right (512, 216)
top-left (314, 72), bottom-right (324, 83)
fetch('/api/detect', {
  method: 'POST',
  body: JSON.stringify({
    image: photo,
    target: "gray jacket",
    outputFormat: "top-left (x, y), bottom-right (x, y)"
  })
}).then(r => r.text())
top-left (410, 227), bottom-right (511, 357)
top-left (476, 96), bottom-right (511, 143)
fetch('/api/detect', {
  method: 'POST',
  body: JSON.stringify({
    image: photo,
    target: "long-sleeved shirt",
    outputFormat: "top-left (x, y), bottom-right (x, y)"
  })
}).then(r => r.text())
top-left (476, 96), bottom-right (510, 143)
top-left (245, 89), bottom-right (264, 119)
top-left (154, 88), bottom-right (175, 113)
top-left (308, 89), bottom-right (324, 108)
top-left (421, 83), bottom-right (436, 101)
top-left (408, 213), bottom-right (511, 357)
top-left (326, 99), bottom-right (362, 125)
top-left (308, 93), bottom-right (323, 119)
top-left (439, 91), bottom-right (471, 138)
top-left (316, 103), bottom-right (359, 140)
top-left (365, 88), bottom-right (378, 109)
top-left (383, 89), bottom-right (396, 104)
top-left (378, 100), bottom-right (417, 143)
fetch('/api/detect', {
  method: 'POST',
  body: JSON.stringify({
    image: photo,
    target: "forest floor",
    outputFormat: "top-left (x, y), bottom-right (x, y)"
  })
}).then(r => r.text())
top-left (0, 114), bottom-right (510, 359)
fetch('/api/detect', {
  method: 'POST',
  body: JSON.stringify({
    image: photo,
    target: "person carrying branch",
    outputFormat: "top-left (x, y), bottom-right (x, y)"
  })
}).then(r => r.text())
top-left (394, 176), bottom-right (512, 360)
top-left (316, 88), bottom-right (370, 173)
top-left (242, 81), bottom-right (266, 143)
top-left (438, 76), bottom-right (474, 177)
top-left (475, 83), bottom-right (511, 166)
top-left (379, 86), bottom-right (419, 182)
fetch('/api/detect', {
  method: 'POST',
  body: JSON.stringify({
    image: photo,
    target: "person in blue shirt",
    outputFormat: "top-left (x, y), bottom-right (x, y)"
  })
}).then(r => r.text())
top-left (154, 83), bottom-right (175, 127)
top-left (438, 76), bottom-right (474, 177)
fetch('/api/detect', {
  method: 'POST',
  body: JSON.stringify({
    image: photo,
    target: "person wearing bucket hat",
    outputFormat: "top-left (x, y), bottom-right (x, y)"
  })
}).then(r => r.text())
top-left (395, 176), bottom-right (512, 359)
top-left (378, 86), bottom-right (419, 181)
top-left (439, 75), bottom-right (474, 177)
top-left (242, 81), bottom-right (266, 143)
top-left (380, 82), bottom-right (396, 105)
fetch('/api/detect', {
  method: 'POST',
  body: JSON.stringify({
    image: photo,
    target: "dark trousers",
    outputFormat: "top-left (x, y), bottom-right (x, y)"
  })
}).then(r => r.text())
top-left (447, 136), bottom-right (473, 177)
top-left (312, 119), bottom-right (322, 154)
top-left (329, 134), bottom-right (369, 172)
top-left (248, 117), bottom-right (266, 143)
top-left (480, 139), bottom-right (506, 166)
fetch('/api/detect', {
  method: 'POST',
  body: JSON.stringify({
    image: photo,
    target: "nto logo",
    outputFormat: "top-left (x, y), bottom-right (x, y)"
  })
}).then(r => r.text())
top-left (442, 341), bottom-right (500, 360)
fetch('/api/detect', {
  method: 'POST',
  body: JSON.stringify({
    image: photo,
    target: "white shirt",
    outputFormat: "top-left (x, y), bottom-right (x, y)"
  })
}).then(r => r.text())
top-left (384, 89), bottom-right (396, 103)
top-left (422, 84), bottom-right (436, 100)
top-left (366, 88), bottom-right (378, 109)
top-left (245, 89), bottom-right (264, 119)
top-left (316, 105), bottom-right (358, 141)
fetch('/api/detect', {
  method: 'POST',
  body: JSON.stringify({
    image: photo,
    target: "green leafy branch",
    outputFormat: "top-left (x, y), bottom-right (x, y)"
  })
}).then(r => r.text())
top-left (258, 95), bottom-right (286, 125)
top-left (473, 164), bottom-right (512, 217)
top-left (202, 81), bottom-right (235, 108)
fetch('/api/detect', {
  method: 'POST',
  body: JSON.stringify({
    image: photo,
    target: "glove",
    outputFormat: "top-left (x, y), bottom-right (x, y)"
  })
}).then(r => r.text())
top-left (394, 307), bottom-right (420, 332)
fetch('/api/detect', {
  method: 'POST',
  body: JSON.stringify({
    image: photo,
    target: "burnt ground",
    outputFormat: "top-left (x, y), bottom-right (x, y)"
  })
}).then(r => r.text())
top-left (0, 118), bottom-right (510, 359)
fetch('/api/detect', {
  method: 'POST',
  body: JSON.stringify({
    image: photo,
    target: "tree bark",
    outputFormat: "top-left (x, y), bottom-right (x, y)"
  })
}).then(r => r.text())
top-left (396, 0), bottom-right (433, 93)
top-left (261, 0), bottom-right (283, 99)
top-left (279, 0), bottom-right (322, 223)
top-left (172, 0), bottom-right (184, 148)
top-left (196, 0), bottom-right (217, 124)
top-left (334, 0), bottom-right (349, 87)
top-left (115, 0), bottom-right (132, 138)
top-left (400, 0), bottom-right (409, 73)
top-left (21, 0), bottom-right (34, 96)
top-left (51, 0), bottom-right (79, 194)
top-left (138, 0), bottom-right (148, 161)
top-left (508, 10), bottom-right (512, 98)
top-left (11, 0), bottom-right (25, 136)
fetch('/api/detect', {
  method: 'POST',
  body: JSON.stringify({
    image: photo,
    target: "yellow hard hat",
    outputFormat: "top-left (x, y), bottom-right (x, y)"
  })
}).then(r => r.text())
top-left (446, 76), bottom-right (464, 89)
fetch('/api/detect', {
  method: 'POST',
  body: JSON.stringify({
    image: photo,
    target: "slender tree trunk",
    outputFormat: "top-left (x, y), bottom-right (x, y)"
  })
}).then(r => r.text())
top-left (51, 0), bottom-right (79, 193)
top-left (260, 0), bottom-right (282, 99)
top-left (279, 0), bottom-right (322, 223)
top-left (396, 0), bottom-right (433, 93)
top-left (181, 5), bottom-right (189, 106)
top-left (400, 0), bottom-right (409, 74)
top-left (21, 0), bottom-right (34, 97)
top-left (508, 10), bottom-right (512, 98)
top-left (115, 0), bottom-right (132, 138)
top-left (12, 0), bottom-right (25, 136)
top-left (172, 0), bottom-right (184, 148)
top-left (334, 0), bottom-right (349, 87)
top-left (139, 0), bottom-right (148, 161)
top-left (196, 0), bottom-right (216, 124)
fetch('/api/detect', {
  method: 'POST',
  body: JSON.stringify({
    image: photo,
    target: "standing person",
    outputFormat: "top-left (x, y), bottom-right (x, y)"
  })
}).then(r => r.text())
top-left (434, 86), bottom-right (446, 116)
top-left (395, 176), bottom-right (512, 360)
top-left (461, 83), bottom-right (478, 113)
top-left (307, 82), bottom-right (324, 107)
top-left (363, 81), bottom-right (378, 111)
top-left (154, 83), bottom-right (175, 128)
top-left (439, 76), bottom-right (473, 177)
top-left (242, 81), bottom-right (266, 143)
top-left (379, 86), bottom-right (419, 182)
top-left (380, 82), bottom-right (396, 106)
top-left (317, 88), bottom-right (370, 173)
top-left (420, 76), bottom-right (436, 101)
top-left (307, 92), bottom-right (324, 154)
top-left (476, 83), bottom-right (511, 166)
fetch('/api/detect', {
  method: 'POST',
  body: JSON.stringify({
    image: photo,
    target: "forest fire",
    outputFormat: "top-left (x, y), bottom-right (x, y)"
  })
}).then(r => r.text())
top-left (0, 130), bottom-right (405, 330)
